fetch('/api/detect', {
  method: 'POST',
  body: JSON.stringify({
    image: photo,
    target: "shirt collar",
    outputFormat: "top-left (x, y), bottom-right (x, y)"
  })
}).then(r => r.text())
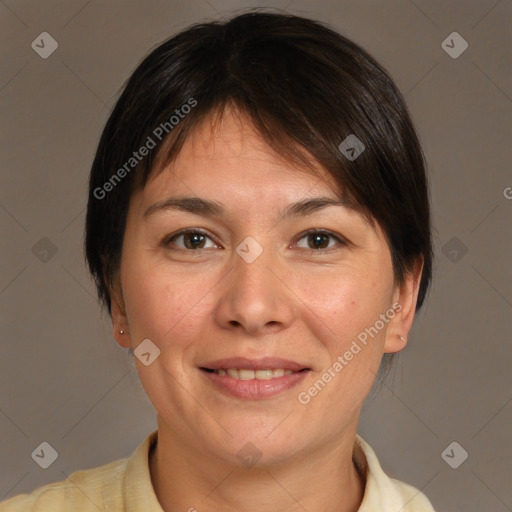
top-left (354, 434), bottom-right (415, 511)
top-left (123, 429), bottom-right (409, 512)
top-left (124, 429), bottom-right (163, 512)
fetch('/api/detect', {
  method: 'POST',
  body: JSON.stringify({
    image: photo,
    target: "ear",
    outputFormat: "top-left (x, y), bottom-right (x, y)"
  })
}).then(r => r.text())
top-left (384, 255), bottom-right (424, 354)
top-left (110, 276), bottom-right (132, 349)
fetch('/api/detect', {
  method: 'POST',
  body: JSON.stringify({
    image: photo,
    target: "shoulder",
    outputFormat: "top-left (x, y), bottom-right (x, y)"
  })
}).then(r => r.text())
top-left (0, 430), bottom-right (159, 512)
top-left (0, 457), bottom-right (128, 512)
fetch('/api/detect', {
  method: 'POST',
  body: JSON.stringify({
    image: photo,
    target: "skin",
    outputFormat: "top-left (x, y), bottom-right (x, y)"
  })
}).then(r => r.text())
top-left (111, 106), bottom-right (423, 512)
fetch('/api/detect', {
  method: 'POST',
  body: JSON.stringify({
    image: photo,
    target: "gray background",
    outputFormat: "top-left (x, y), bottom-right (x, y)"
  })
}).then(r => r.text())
top-left (1, 1), bottom-right (511, 510)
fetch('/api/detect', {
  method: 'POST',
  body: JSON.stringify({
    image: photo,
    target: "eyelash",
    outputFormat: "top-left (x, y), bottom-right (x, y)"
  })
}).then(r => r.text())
top-left (163, 228), bottom-right (348, 253)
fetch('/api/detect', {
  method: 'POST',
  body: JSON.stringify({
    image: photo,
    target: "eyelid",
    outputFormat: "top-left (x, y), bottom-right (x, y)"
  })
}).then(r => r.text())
top-left (163, 228), bottom-right (220, 249)
top-left (164, 227), bottom-right (350, 251)
top-left (292, 228), bottom-right (350, 252)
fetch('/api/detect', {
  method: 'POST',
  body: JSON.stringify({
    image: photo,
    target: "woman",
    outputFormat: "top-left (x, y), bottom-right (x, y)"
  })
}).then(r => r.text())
top-left (1, 11), bottom-right (436, 512)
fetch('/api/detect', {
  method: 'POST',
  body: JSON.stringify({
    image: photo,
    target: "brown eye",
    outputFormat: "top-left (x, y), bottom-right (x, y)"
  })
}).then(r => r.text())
top-left (307, 233), bottom-right (330, 249)
top-left (296, 230), bottom-right (346, 251)
top-left (165, 229), bottom-right (217, 250)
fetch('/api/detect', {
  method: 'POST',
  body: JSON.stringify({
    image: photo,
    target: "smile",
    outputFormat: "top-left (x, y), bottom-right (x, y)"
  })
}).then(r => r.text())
top-left (202, 368), bottom-right (307, 380)
top-left (200, 367), bottom-right (310, 400)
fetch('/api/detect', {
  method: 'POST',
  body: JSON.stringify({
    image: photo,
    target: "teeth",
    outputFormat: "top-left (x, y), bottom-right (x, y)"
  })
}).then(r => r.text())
top-left (256, 369), bottom-right (273, 380)
top-left (239, 369), bottom-right (254, 380)
top-left (214, 368), bottom-right (295, 380)
top-left (227, 369), bottom-right (239, 379)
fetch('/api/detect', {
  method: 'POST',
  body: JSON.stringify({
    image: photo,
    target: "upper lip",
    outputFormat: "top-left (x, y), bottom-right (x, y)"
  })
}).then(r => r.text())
top-left (200, 357), bottom-right (310, 372)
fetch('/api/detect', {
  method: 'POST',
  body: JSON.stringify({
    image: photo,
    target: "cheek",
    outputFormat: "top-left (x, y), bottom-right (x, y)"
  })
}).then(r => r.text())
top-left (298, 268), bottom-right (389, 345)
top-left (123, 254), bottom-right (227, 354)
top-left (121, 255), bottom-right (216, 343)
top-left (293, 272), bottom-right (391, 418)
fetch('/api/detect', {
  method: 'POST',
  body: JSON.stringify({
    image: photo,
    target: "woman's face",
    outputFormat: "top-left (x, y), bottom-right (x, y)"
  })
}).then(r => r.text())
top-left (112, 108), bottom-right (420, 465)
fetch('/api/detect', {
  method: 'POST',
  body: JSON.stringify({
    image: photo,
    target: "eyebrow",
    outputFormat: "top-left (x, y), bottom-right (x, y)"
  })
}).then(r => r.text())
top-left (143, 195), bottom-right (356, 222)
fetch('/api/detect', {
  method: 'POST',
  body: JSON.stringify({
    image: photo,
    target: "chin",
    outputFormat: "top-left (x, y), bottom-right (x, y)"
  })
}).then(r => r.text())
top-left (220, 425), bottom-right (307, 463)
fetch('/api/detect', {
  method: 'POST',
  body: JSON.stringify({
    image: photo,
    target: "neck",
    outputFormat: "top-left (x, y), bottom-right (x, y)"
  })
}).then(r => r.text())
top-left (149, 419), bottom-right (365, 512)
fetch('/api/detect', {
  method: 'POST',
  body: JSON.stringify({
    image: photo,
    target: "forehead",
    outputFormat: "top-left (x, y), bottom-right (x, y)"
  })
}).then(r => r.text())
top-left (142, 108), bottom-right (341, 202)
top-left (126, 108), bottom-right (381, 239)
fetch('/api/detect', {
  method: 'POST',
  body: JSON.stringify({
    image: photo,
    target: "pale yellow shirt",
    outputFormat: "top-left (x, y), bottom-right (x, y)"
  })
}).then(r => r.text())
top-left (0, 430), bottom-right (436, 511)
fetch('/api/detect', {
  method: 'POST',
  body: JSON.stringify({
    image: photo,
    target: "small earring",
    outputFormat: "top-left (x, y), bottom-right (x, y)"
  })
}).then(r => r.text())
top-left (120, 329), bottom-right (124, 334)
top-left (399, 335), bottom-right (405, 341)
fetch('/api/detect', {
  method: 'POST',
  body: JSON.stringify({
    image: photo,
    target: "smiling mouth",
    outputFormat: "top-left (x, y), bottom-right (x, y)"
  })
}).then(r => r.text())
top-left (200, 368), bottom-right (310, 380)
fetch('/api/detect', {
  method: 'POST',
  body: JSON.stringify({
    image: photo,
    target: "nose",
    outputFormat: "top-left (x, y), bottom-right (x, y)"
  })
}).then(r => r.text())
top-left (213, 238), bottom-right (296, 336)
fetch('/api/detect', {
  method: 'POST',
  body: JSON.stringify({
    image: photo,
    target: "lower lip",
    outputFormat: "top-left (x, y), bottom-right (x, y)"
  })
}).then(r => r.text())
top-left (200, 369), bottom-right (310, 400)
